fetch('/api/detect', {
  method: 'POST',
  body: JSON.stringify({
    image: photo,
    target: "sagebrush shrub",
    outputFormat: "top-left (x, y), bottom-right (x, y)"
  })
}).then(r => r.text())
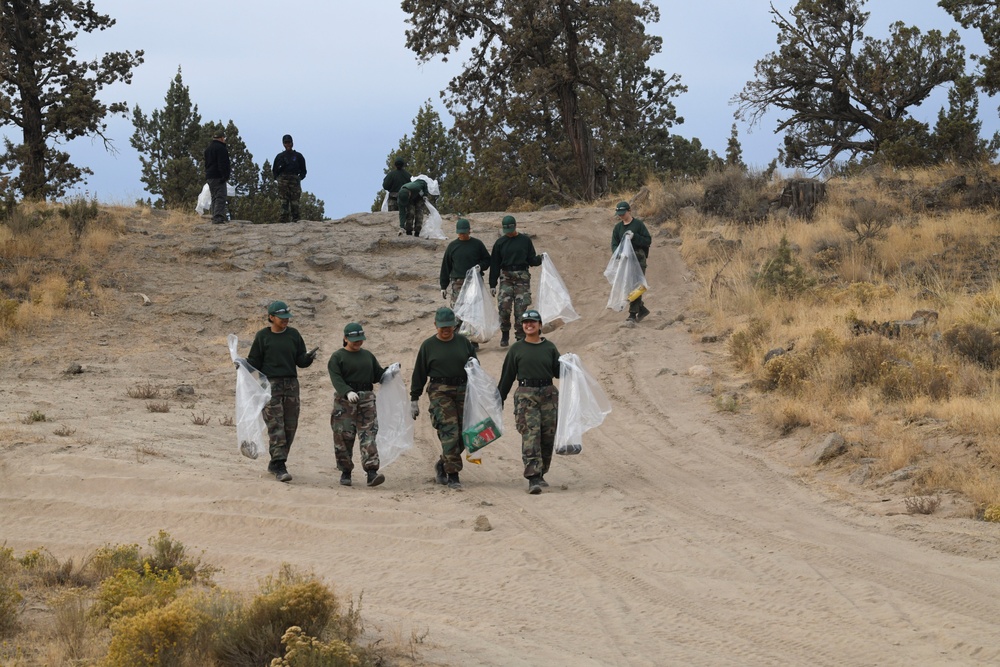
top-left (94, 563), bottom-right (185, 624)
top-left (104, 595), bottom-right (212, 667)
top-left (270, 626), bottom-right (360, 667)
top-left (943, 322), bottom-right (1000, 369)
top-left (729, 318), bottom-right (769, 370)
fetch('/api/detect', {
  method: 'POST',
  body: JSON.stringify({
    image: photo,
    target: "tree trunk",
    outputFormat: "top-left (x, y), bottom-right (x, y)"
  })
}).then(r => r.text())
top-left (9, 0), bottom-right (47, 200)
top-left (557, 83), bottom-right (596, 201)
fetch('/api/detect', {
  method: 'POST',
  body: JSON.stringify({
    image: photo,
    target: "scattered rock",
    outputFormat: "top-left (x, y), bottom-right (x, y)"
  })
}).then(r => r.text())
top-left (64, 362), bottom-right (83, 375)
top-left (688, 365), bottom-right (713, 378)
top-left (701, 334), bottom-right (719, 344)
top-left (875, 465), bottom-right (920, 487)
top-left (473, 515), bottom-right (492, 532)
top-left (763, 347), bottom-right (786, 363)
top-left (807, 433), bottom-right (847, 465)
top-left (175, 384), bottom-right (195, 396)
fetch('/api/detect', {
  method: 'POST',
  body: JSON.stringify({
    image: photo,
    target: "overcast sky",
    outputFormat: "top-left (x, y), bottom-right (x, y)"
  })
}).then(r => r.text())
top-left (13, 0), bottom-right (998, 218)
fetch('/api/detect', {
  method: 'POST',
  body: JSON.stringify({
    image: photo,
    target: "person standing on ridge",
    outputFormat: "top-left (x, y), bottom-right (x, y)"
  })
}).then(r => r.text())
top-left (272, 134), bottom-right (307, 223)
top-left (247, 300), bottom-right (318, 482)
top-left (382, 156), bottom-right (411, 212)
top-left (489, 215), bottom-right (542, 347)
top-left (611, 201), bottom-right (652, 323)
top-left (204, 128), bottom-right (230, 224)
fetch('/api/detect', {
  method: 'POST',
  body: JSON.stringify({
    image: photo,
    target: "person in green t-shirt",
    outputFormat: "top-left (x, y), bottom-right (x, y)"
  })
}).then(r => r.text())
top-left (410, 307), bottom-right (478, 490)
top-left (440, 217), bottom-right (490, 344)
top-left (489, 215), bottom-right (542, 347)
top-left (611, 200), bottom-right (652, 323)
top-left (246, 300), bottom-right (317, 482)
top-left (327, 322), bottom-right (398, 488)
top-left (498, 309), bottom-right (561, 494)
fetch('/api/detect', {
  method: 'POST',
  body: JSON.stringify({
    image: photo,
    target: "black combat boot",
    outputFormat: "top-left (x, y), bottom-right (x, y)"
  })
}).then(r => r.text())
top-left (500, 331), bottom-right (510, 347)
top-left (636, 305), bottom-right (650, 322)
top-left (447, 472), bottom-right (462, 490)
top-left (527, 476), bottom-right (542, 494)
top-left (366, 469), bottom-right (385, 487)
top-left (340, 471), bottom-right (352, 487)
top-left (434, 460), bottom-right (448, 485)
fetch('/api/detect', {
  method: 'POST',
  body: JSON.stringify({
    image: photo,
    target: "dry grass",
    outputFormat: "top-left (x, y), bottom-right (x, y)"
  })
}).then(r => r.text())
top-left (127, 382), bottom-right (160, 399)
top-left (665, 164), bottom-right (1000, 511)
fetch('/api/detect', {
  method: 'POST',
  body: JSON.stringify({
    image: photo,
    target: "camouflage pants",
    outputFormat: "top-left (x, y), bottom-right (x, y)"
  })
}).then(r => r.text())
top-left (330, 392), bottom-right (379, 473)
top-left (449, 277), bottom-right (466, 331)
top-left (630, 249), bottom-right (648, 315)
top-left (277, 175), bottom-right (302, 222)
top-left (498, 270), bottom-right (532, 338)
top-left (514, 385), bottom-right (558, 479)
top-left (387, 193), bottom-right (399, 211)
top-left (262, 377), bottom-right (300, 468)
top-left (428, 382), bottom-right (467, 474)
top-left (397, 190), bottom-right (424, 235)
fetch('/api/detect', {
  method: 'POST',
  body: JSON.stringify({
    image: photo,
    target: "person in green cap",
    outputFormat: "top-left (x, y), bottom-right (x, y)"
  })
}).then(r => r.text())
top-left (440, 217), bottom-right (490, 343)
top-left (327, 322), bottom-right (398, 488)
top-left (489, 215), bottom-right (542, 347)
top-left (397, 176), bottom-right (429, 236)
top-left (382, 157), bottom-right (411, 212)
top-left (498, 309), bottom-right (562, 494)
top-left (247, 300), bottom-right (318, 482)
top-left (410, 306), bottom-right (478, 490)
top-left (611, 200), bottom-right (652, 323)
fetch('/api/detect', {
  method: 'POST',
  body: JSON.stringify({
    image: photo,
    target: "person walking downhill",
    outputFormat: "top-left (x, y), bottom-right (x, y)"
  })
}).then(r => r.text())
top-left (247, 300), bottom-right (317, 482)
top-left (498, 309), bottom-right (561, 494)
top-left (204, 128), bottom-right (230, 224)
top-left (272, 134), bottom-right (307, 223)
top-left (489, 215), bottom-right (542, 347)
top-left (440, 217), bottom-right (490, 343)
top-left (611, 201), bottom-right (652, 323)
top-left (410, 307), bottom-right (478, 490)
top-left (382, 157), bottom-right (411, 212)
top-left (327, 322), bottom-right (394, 488)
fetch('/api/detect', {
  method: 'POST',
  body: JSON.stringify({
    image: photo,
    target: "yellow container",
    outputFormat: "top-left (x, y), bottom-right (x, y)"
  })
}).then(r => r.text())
top-left (627, 284), bottom-right (647, 302)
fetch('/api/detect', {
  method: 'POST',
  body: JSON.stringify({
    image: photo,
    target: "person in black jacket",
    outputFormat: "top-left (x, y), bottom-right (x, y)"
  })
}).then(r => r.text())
top-left (382, 157), bottom-right (411, 212)
top-left (204, 129), bottom-right (231, 224)
top-left (272, 134), bottom-right (307, 222)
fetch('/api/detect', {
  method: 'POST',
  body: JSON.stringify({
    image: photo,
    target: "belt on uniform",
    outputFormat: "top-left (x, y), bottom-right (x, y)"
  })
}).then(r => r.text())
top-left (518, 378), bottom-right (552, 387)
top-left (349, 383), bottom-right (374, 392)
top-left (430, 376), bottom-right (467, 386)
top-left (503, 264), bottom-right (529, 272)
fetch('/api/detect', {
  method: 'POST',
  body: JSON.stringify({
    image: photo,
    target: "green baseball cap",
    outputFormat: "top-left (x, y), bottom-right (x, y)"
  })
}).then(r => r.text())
top-left (435, 307), bottom-right (458, 327)
top-left (267, 300), bottom-right (291, 318)
top-left (344, 322), bottom-right (366, 340)
top-left (521, 309), bottom-right (542, 323)
top-left (615, 201), bottom-right (630, 214)
top-left (502, 215), bottom-right (517, 231)
top-left (456, 218), bottom-right (471, 233)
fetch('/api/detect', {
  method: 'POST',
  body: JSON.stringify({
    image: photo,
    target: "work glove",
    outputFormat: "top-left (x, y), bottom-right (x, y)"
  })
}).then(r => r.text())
top-left (347, 391), bottom-right (359, 404)
top-left (386, 362), bottom-right (401, 378)
top-left (625, 230), bottom-right (634, 239)
top-left (490, 287), bottom-right (497, 297)
top-left (410, 400), bottom-right (420, 420)
top-left (441, 289), bottom-right (448, 300)
top-left (306, 346), bottom-right (319, 362)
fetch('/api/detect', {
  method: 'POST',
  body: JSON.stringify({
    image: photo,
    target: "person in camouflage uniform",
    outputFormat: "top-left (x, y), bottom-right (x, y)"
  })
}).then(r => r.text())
top-left (328, 322), bottom-right (397, 488)
top-left (611, 200), bottom-right (652, 323)
top-left (410, 307), bottom-right (478, 490)
top-left (246, 300), bottom-right (317, 482)
top-left (272, 135), bottom-right (307, 223)
top-left (489, 215), bottom-right (542, 347)
top-left (498, 309), bottom-right (561, 494)
top-left (397, 177), bottom-right (429, 236)
top-left (440, 217), bottom-right (490, 340)
top-left (382, 157), bottom-right (411, 212)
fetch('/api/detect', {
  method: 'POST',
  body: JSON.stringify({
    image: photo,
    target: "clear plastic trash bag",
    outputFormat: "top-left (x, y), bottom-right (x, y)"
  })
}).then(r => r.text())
top-left (412, 174), bottom-right (440, 196)
top-left (196, 183), bottom-right (211, 214)
top-left (420, 200), bottom-right (447, 240)
top-left (555, 353), bottom-right (611, 455)
top-left (537, 252), bottom-right (580, 333)
top-left (455, 267), bottom-right (500, 343)
top-left (227, 334), bottom-right (271, 460)
top-left (380, 190), bottom-right (389, 212)
top-left (461, 358), bottom-right (504, 464)
top-left (375, 363), bottom-right (414, 468)
top-left (603, 236), bottom-right (648, 312)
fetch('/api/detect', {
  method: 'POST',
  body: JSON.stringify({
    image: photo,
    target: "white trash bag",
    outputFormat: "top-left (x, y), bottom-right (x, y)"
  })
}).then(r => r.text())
top-left (455, 267), bottom-right (500, 342)
top-left (537, 252), bottom-right (580, 333)
top-left (375, 363), bottom-right (414, 468)
top-left (603, 235), bottom-right (648, 312)
top-left (413, 174), bottom-right (440, 196)
top-left (196, 183), bottom-right (211, 214)
top-left (461, 358), bottom-right (504, 464)
top-left (227, 334), bottom-right (271, 460)
top-left (420, 199), bottom-right (447, 240)
top-left (554, 353), bottom-right (611, 455)
top-left (380, 190), bottom-right (390, 212)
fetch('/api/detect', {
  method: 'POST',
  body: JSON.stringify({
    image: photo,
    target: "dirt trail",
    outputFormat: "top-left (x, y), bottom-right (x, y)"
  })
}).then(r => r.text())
top-left (1, 208), bottom-right (999, 665)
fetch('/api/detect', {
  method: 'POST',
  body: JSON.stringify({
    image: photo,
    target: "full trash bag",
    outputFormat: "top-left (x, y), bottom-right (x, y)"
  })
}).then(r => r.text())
top-left (380, 190), bottom-right (390, 212)
top-left (420, 200), bottom-right (447, 240)
top-left (603, 235), bottom-right (648, 312)
top-left (412, 174), bottom-right (440, 196)
top-left (227, 334), bottom-right (271, 460)
top-left (375, 363), bottom-right (413, 468)
top-left (196, 184), bottom-right (211, 214)
top-left (554, 353), bottom-right (611, 455)
top-left (537, 252), bottom-right (580, 333)
top-left (461, 358), bottom-right (504, 464)
top-left (455, 267), bottom-right (500, 343)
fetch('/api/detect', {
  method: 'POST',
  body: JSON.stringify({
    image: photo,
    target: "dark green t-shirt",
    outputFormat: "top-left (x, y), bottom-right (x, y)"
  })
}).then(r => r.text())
top-left (327, 347), bottom-right (386, 396)
top-left (246, 326), bottom-right (313, 378)
top-left (410, 334), bottom-right (478, 399)
top-left (498, 338), bottom-right (561, 401)
top-left (440, 237), bottom-right (491, 288)
top-left (489, 233), bottom-right (542, 288)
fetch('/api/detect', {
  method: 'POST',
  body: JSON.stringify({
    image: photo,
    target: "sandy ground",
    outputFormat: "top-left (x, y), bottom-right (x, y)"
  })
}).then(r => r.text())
top-left (2, 207), bottom-right (1000, 666)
